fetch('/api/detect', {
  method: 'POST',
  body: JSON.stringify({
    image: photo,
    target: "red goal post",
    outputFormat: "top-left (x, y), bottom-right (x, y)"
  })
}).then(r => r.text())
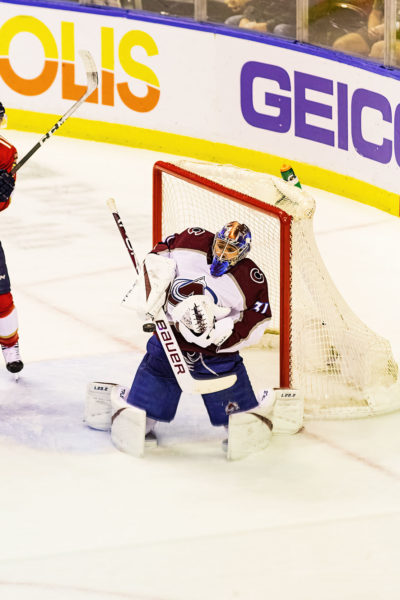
top-left (152, 159), bottom-right (400, 419)
top-left (153, 160), bottom-right (292, 390)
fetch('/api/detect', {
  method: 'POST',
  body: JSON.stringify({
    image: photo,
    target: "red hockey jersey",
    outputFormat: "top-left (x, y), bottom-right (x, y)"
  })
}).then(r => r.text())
top-left (153, 228), bottom-right (272, 356)
top-left (0, 134), bottom-right (17, 212)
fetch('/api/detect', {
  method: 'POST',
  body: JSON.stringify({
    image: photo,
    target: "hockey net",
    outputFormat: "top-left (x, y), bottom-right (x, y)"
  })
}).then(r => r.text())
top-left (153, 159), bottom-right (400, 419)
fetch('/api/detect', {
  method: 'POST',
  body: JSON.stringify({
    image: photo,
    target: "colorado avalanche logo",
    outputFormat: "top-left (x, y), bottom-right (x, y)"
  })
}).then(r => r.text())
top-left (250, 268), bottom-right (265, 284)
top-left (169, 276), bottom-right (217, 307)
top-left (225, 401), bottom-right (240, 415)
top-left (187, 227), bottom-right (205, 236)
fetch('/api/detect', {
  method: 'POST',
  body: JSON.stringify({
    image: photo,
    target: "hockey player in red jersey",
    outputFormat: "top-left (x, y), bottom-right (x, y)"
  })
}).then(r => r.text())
top-left (0, 102), bottom-right (23, 375)
top-left (125, 220), bottom-right (272, 445)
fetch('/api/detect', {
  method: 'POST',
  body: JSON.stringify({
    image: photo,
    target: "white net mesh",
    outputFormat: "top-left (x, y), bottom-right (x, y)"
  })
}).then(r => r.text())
top-left (155, 159), bottom-right (400, 419)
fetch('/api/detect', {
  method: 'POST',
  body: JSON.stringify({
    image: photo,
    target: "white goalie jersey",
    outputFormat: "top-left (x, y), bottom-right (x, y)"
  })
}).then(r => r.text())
top-left (152, 227), bottom-right (272, 356)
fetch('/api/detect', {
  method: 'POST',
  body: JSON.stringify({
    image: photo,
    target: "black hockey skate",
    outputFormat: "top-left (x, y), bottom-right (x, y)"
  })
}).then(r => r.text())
top-left (2, 342), bottom-right (24, 374)
top-left (145, 430), bottom-right (158, 448)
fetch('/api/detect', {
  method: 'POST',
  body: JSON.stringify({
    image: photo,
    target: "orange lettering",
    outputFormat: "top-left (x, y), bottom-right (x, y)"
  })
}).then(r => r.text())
top-left (0, 58), bottom-right (57, 96)
top-left (102, 70), bottom-right (114, 106)
top-left (62, 62), bottom-right (98, 103)
top-left (117, 82), bottom-right (160, 113)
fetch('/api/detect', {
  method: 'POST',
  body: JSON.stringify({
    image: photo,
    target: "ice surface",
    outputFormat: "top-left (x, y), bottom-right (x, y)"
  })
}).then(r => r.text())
top-left (0, 131), bottom-right (400, 599)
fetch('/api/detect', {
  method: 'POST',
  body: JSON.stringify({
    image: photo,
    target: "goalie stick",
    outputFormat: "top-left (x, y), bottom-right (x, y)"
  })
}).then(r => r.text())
top-left (106, 197), bottom-right (237, 395)
top-left (106, 198), bottom-right (156, 333)
top-left (11, 50), bottom-right (98, 175)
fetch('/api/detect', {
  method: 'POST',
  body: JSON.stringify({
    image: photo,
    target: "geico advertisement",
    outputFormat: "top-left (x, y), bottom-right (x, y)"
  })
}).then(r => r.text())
top-left (216, 35), bottom-right (400, 194)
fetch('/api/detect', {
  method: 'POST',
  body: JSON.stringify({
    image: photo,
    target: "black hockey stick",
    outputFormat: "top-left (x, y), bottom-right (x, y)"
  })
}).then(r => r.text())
top-left (107, 197), bottom-right (141, 274)
top-left (106, 197), bottom-right (237, 395)
top-left (106, 198), bottom-right (155, 332)
top-left (11, 50), bottom-right (98, 175)
top-left (107, 198), bottom-right (157, 333)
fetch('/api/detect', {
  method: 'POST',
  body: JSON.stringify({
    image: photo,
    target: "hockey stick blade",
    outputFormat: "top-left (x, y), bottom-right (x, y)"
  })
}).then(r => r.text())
top-left (12, 50), bottom-right (98, 174)
top-left (78, 49), bottom-right (98, 96)
top-left (190, 374), bottom-right (237, 395)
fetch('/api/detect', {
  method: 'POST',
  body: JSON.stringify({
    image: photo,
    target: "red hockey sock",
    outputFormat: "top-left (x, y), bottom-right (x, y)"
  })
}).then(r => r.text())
top-left (0, 292), bottom-right (14, 318)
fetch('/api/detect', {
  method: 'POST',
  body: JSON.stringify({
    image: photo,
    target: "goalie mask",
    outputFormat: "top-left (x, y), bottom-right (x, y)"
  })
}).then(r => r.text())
top-left (210, 221), bottom-right (251, 277)
top-left (0, 103), bottom-right (7, 129)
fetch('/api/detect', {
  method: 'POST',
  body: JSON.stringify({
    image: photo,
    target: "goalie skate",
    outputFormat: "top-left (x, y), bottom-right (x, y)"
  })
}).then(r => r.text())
top-left (144, 429), bottom-right (158, 449)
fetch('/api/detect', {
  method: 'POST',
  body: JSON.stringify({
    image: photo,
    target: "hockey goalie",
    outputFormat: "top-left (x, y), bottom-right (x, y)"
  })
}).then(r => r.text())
top-left (85, 218), bottom-right (303, 460)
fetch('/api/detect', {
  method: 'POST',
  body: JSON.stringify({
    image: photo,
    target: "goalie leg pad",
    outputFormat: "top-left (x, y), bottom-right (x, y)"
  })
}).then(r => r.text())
top-left (111, 385), bottom-right (147, 457)
top-left (227, 411), bottom-right (273, 461)
top-left (254, 388), bottom-right (304, 434)
top-left (271, 389), bottom-right (304, 434)
top-left (84, 381), bottom-right (123, 431)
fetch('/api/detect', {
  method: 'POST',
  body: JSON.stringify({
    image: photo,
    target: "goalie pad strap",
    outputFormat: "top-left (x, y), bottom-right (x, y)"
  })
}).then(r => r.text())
top-left (248, 413), bottom-right (273, 431)
top-left (112, 407), bottom-right (127, 424)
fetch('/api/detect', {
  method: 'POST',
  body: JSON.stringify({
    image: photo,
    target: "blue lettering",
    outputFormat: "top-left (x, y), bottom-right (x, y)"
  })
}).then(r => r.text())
top-left (240, 61), bottom-right (291, 133)
top-left (351, 88), bottom-right (392, 164)
top-left (394, 104), bottom-right (400, 167)
top-left (337, 82), bottom-right (349, 150)
top-left (239, 60), bottom-right (400, 168)
top-left (294, 71), bottom-right (334, 146)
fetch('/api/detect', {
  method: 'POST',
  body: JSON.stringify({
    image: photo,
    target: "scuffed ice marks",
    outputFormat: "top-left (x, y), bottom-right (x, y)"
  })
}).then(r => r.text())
top-left (0, 353), bottom-right (139, 453)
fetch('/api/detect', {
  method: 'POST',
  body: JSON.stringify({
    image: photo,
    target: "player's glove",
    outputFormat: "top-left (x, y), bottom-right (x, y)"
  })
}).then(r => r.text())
top-left (173, 295), bottom-right (234, 349)
top-left (179, 316), bottom-right (234, 349)
top-left (206, 316), bottom-right (234, 347)
top-left (0, 170), bottom-right (15, 203)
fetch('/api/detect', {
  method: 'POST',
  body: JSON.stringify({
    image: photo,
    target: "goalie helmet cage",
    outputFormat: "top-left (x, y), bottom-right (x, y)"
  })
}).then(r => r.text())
top-left (152, 159), bottom-right (400, 419)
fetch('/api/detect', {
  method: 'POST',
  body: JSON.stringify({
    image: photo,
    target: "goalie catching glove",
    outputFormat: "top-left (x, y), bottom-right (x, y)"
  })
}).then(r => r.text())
top-left (172, 295), bottom-right (234, 349)
top-left (0, 170), bottom-right (15, 203)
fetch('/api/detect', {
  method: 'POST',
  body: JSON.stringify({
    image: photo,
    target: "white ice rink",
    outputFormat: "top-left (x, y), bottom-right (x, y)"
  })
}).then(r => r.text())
top-left (1, 129), bottom-right (400, 599)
